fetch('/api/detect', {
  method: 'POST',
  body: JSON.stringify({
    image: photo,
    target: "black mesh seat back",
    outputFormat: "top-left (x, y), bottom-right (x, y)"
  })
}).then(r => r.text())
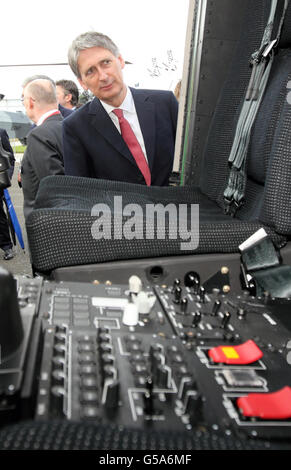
top-left (256, 2), bottom-right (291, 235)
top-left (200, 0), bottom-right (273, 206)
top-left (199, 0), bottom-right (291, 236)
top-left (238, 47), bottom-right (291, 235)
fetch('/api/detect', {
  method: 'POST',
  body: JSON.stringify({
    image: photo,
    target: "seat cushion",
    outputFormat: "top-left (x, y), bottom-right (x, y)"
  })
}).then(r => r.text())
top-left (26, 176), bottom-right (285, 272)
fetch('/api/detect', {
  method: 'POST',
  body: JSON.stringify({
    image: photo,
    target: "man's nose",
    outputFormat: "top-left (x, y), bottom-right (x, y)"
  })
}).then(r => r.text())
top-left (98, 68), bottom-right (108, 81)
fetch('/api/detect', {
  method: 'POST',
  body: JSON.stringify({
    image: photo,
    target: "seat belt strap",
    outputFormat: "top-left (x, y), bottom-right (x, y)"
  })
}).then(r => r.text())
top-left (223, 0), bottom-right (289, 216)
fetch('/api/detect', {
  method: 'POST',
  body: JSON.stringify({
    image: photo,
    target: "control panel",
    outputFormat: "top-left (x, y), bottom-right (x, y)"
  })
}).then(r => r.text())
top-left (1, 269), bottom-right (291, 447)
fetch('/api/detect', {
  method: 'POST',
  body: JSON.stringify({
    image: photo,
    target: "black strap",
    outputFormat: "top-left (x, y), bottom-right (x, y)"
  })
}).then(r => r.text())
top-left (239, 228), bottom-right (291, 298)
top-left (223, 0), bottom-right (289, 216)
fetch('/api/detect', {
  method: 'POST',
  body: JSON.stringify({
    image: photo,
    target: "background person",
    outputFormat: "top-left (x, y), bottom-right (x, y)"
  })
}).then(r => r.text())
top-left (0, 128), bottom-right (15, 260)
top-left (56, 79), bottom-right (79, 110)
top-left (21, 78), bottom-right (64, 220)
top-left (174, 79), bottom-right (182, 101)
top-left (22, 75), bottom-right (74, 119)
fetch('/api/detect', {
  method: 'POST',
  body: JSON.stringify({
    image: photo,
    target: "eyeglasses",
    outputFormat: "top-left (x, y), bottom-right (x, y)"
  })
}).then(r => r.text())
top-left (21, 96), bottom-right (36, 103)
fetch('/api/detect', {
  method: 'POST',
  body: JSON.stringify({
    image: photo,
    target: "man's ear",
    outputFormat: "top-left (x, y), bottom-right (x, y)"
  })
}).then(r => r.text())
top-left (65, 93), bottom-right (73, 104)
top-left (28, 96), bottom-right (35, 110)
top-left (118, 55), bottom-right (125, 70)
top-left (78, 77), bottom-right (88, 91)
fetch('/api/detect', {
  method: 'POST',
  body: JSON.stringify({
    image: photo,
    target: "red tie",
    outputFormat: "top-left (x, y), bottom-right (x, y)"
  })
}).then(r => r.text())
top-left (113, 109), bottom-right (151, 186)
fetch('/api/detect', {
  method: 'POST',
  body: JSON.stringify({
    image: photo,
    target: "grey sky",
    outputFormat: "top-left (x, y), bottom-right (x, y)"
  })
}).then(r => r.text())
top-left (1, 0), bottom-right (189, 99)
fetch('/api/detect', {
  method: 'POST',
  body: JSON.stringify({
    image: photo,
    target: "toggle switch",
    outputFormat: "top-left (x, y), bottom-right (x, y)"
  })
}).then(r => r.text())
top-left (192, 311), bottom-right (202, 328)
top-left (128, 275), bottom-right (142, 294)
top-left (122, 302), bottom-right (139, 326)
top-left (212, 300), bottom-right (221, 316)
top-left (237, 386), bottom-right (291, 420)
top-left (208, 339), bottom-right (263, 365)
top-left (173, 286), bottom-right (182, 303)
top-left (180, 297), bottom-right (188, 314)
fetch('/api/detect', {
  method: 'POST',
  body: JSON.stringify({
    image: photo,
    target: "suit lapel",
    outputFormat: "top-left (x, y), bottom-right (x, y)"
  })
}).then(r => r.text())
top-left (131, 88), bottom-right (156, 172)
top-left (88, 98), bottom-right (135, 165)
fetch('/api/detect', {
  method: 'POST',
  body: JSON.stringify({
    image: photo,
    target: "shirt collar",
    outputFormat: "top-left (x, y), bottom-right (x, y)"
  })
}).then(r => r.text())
top-left (37, 109), bottom-right (60, 126)
top-left (100, 87), bottom-right (134, 115)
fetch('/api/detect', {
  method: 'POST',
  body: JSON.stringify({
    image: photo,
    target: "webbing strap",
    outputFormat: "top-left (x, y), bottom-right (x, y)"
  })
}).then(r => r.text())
top-left (223, 0), bottom-right (289, 216)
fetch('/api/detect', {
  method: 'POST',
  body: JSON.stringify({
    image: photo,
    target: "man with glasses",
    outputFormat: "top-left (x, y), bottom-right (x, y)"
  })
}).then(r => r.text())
top-left (21, 78), bottom-right (64, 220)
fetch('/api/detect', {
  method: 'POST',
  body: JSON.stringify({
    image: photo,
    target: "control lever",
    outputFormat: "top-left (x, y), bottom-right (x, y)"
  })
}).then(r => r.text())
top-left (101, 367), bottom-right (119, 408)
top-left (173, 286), bottom-right (182, 303)
top-left (0, 268), bottom-right (24, 362)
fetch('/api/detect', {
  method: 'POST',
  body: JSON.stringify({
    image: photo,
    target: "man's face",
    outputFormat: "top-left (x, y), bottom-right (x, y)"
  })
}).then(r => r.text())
top-left (21, 86), bottom-right (35, 121)
top-left (77, 47), bottom-right (126, 107)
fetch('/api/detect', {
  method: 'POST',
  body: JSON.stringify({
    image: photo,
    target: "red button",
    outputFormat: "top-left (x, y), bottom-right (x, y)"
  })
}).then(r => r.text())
top-left (208, 339), bottom-right (263, 365)
top-left (237, 387), bottom-right (291, 419)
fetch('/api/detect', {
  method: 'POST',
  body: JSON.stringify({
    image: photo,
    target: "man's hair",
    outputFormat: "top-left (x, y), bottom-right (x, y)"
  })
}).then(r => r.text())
top-left (56, 79), bottom-right (79, 106)
top-left (22, 74), bottom-right (55, 88)
top-left (25, 79), bottom-right (57, 105)
top-left (68, 31), bottom-right (120, 78)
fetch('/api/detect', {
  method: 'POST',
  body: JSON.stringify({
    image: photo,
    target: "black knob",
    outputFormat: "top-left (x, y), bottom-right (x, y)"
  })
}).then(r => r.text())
top-left (99, 342), bottom-right (113, 354)
top-left (221, 311), bottom-right (231, 329)
top-left (212, 300), bottom-right (221, 316)
top-left (180, 297), bottom-right (188, 314)
top-left (199, 286), bottom-right (206, 303)
top-left (184, 271), bottom-right (200, 292)
top-left (101, 352), bottom-right (115, 366)
top-left (173, 286), bottom-right (182, 303)
top-left (98, 327), bottom-right (110, 336)
top-left (192, 311), bottom-right (202, 328)
top-left (51, 369), bottom-right (65, 386)
top-left (0, 268), bottom-right (24, 361)
top-left (52, 355), bottom-right (66, 369)
top-left (54, 343), bottom-right (66, 356)
top-left (102, 365), bottom-right (117, 381)
top-left (173, 278), bottom-right (181, 289)
top-left (50, 385), bottom-right (65, 412)
top-left (99, 333), bottom-right (112, 343)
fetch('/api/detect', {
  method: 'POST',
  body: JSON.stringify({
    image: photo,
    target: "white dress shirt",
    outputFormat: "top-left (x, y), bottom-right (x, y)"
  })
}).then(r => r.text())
top-left (100, 87), bottom-right (148, 163)
top-left (36, 109), bottom-right (60, 126)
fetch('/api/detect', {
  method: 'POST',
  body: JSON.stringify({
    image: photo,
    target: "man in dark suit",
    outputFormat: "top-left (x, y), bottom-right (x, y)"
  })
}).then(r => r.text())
top-left (21, 78), bottom-right (64, 220)
top-left (0, 128), bottom-right (15, 260)
top-left (63, 32), bottom-right (178, 186)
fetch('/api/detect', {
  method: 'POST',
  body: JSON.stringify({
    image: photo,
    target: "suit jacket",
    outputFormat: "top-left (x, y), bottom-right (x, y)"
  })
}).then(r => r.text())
top-left (59, 104), bottom-right (74, 118)
top-left (0, 128), bottom-right (15, 248)
top-left (0, 128), bottom-right (15, 178)
top-left (63, 87), bottom-right (178, 186)
top-left (21, 114), bottom-right (64, 220)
